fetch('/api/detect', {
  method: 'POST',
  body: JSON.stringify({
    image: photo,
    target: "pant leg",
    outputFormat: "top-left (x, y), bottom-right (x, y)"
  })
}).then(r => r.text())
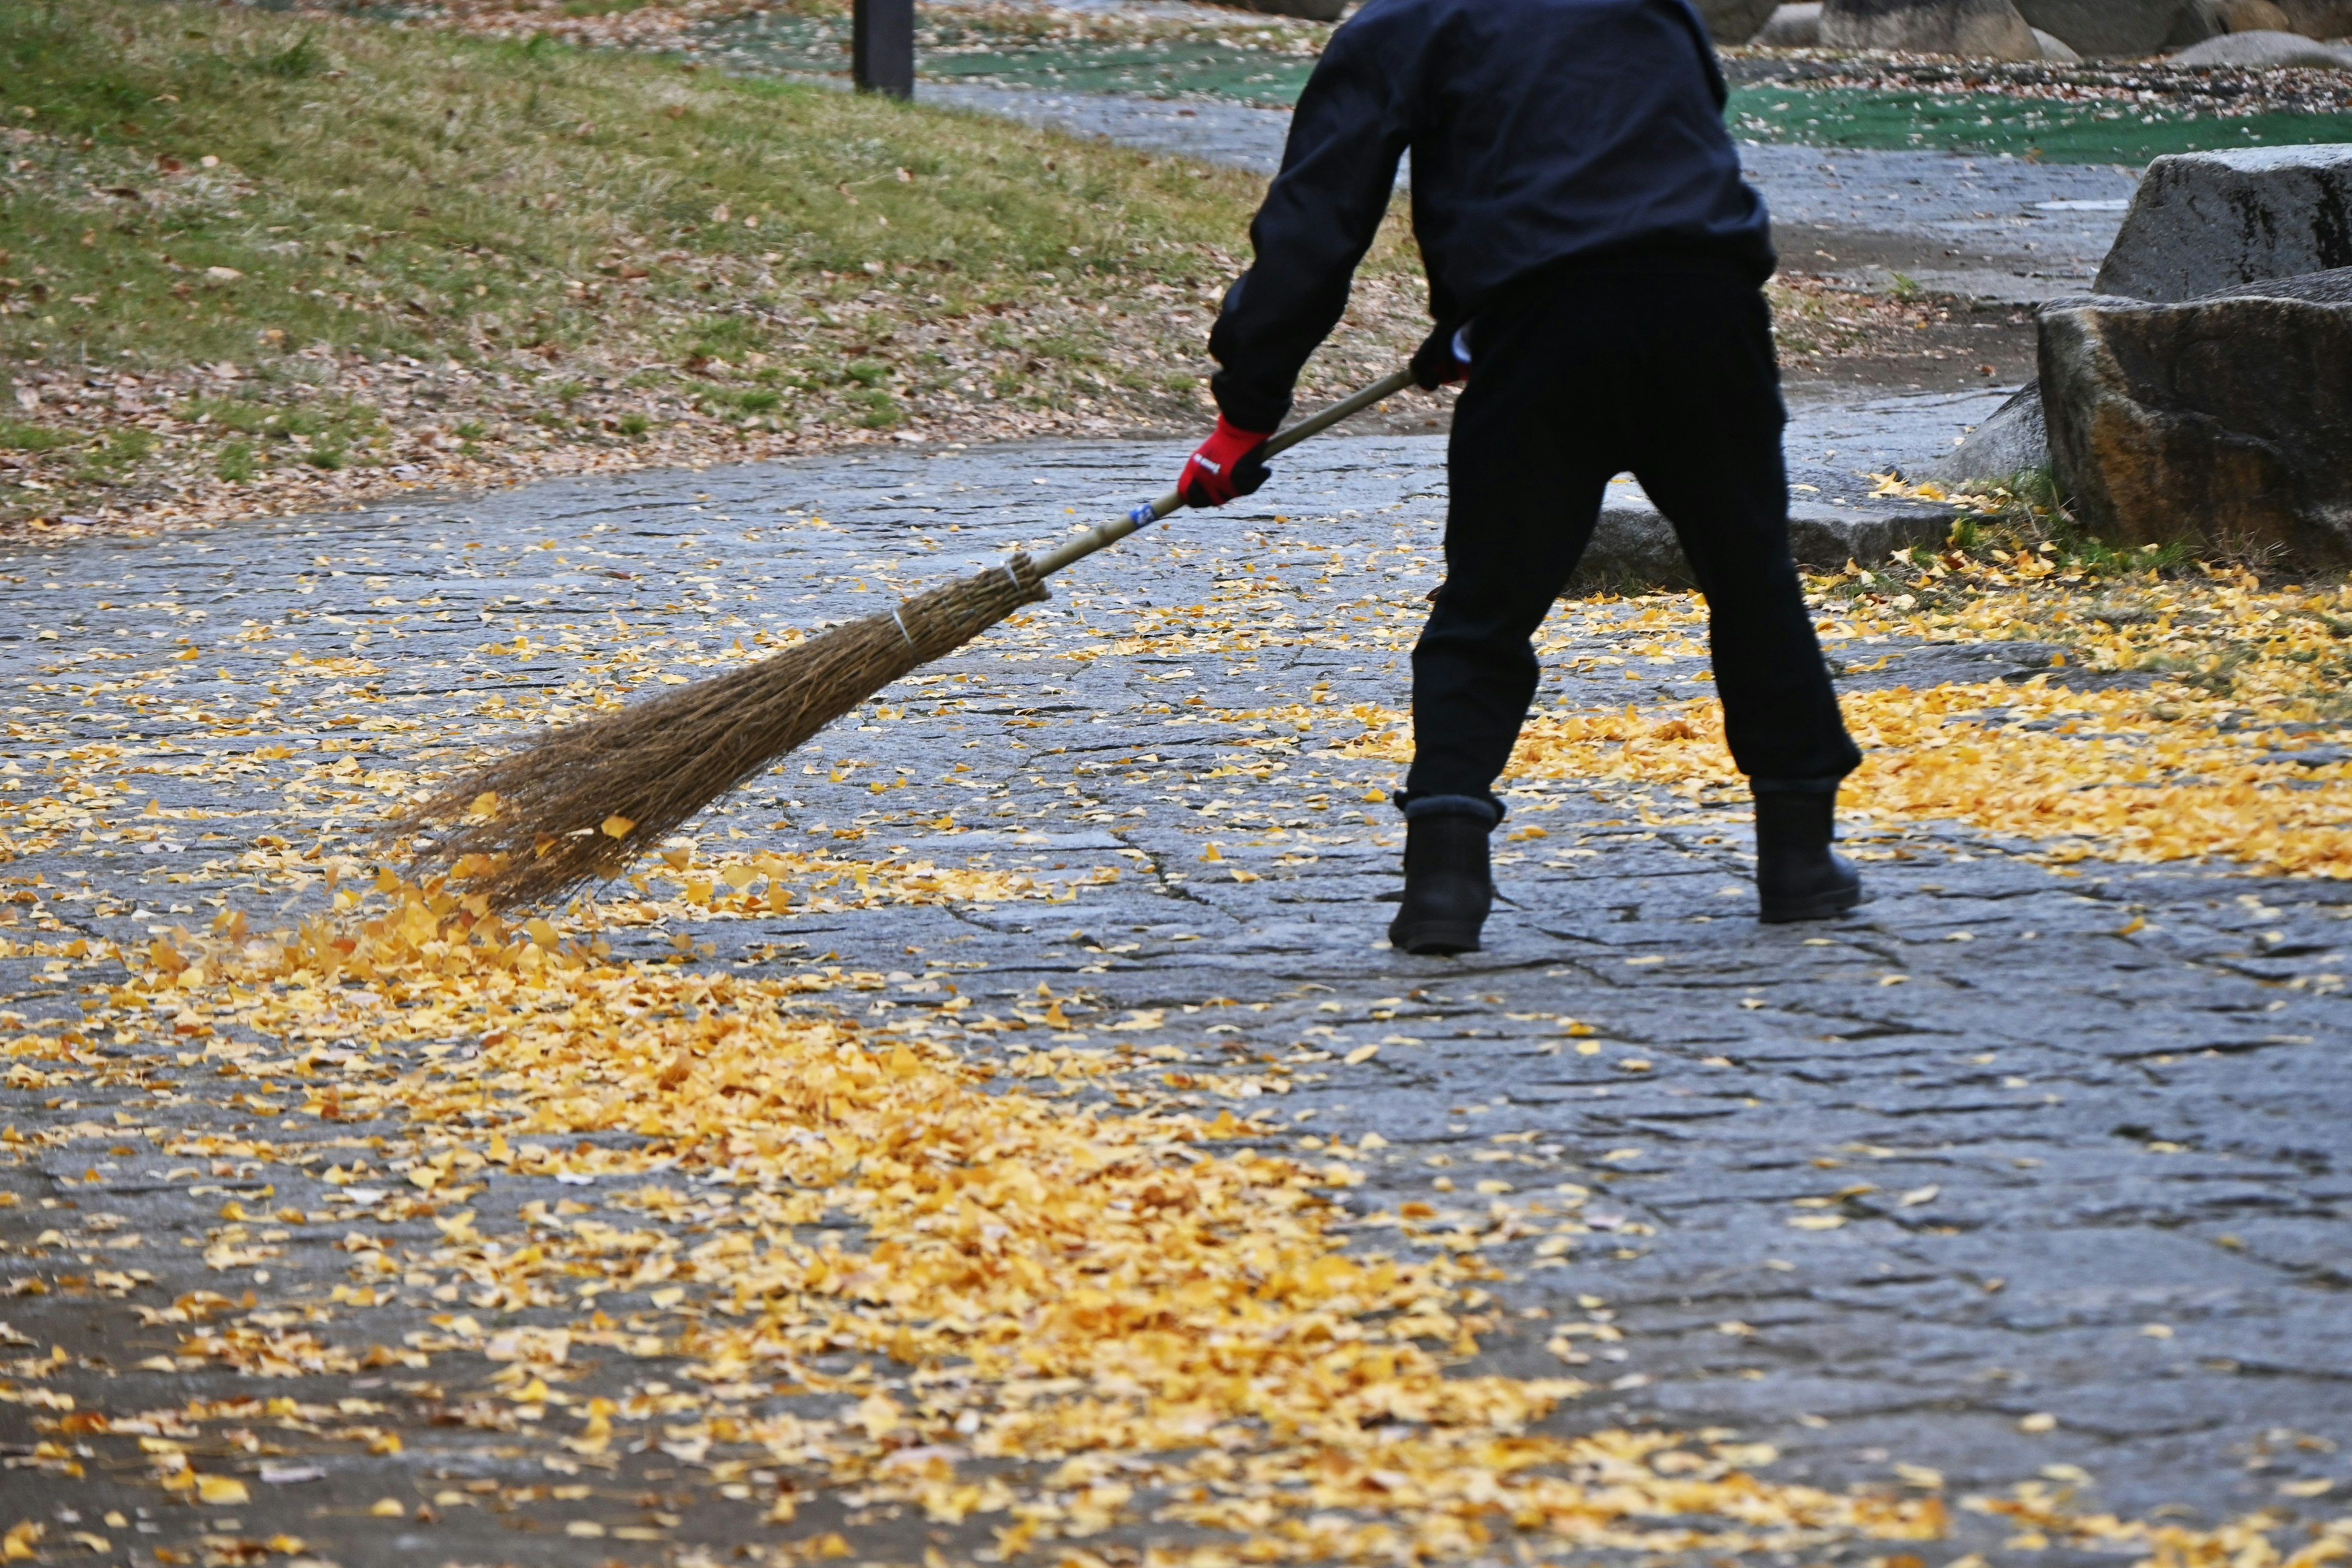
top-left (1403, 305), bottom-right (1618, 804)
top-left (1621, 270), bottom-right (1861, 788)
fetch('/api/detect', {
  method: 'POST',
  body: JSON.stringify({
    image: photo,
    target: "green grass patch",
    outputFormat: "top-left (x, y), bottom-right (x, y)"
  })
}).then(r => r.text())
top-left (0, 0), bottom-right (1271, 377)
top-left (181, 396), bottom-right (384, 444)
top-left (848, 386), bottom-right (902, 428)
top-left (0, 418), bottom-right (81, 453)
top-left (1890, 469), bottom-right (2200, 595)
top-left (69, 426), bottom-right (157, 484)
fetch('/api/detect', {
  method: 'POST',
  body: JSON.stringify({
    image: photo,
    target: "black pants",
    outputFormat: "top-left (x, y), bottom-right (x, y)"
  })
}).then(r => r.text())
top-left (1403, 258), bottom-right (1861, 806)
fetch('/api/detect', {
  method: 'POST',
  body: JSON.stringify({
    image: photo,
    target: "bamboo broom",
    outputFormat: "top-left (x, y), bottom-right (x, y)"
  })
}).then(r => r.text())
top-left (394, 368), bottom-right (1420, 910)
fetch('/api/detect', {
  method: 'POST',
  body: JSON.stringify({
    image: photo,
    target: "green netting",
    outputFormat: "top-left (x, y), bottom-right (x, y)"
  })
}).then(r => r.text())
top-left (919, 39), bottom-right (1316, 102)
top-left (1728, 86), bottom-right (2352, 164)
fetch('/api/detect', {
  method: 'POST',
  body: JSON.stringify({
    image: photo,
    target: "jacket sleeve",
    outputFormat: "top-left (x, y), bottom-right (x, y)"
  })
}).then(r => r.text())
top-left (1207, 20), bottom-right (1414, 433)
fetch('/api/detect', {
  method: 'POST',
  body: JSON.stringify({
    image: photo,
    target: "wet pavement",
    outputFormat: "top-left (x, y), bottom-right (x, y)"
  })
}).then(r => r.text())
top-left (2, 417), bottom-right (2348, 1561)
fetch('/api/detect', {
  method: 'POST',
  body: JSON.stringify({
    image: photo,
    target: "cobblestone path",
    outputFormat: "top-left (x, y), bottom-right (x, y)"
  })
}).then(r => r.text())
top-left (1, 424), bottom-right (2346, 1562)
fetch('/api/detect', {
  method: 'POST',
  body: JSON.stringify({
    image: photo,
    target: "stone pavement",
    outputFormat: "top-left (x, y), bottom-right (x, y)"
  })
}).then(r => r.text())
top-left (2, 418), bottom-right (2348, 1561)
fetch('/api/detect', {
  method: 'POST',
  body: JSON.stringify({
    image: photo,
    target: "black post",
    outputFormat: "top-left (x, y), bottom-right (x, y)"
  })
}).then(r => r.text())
top-left (853, 0), bottom-right (914, 99)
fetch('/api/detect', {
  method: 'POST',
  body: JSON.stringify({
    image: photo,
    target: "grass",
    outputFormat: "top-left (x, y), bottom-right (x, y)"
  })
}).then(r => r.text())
top-left (0, 1), bottom-right (1262, 367)
top-left (0, 0), bottom-right (1428, 528)
top-left (1825, 467), bottom-right (2215, 624)
top-left (4, 1), bottom-right (1251, 362)
top-left (0, 418), bottom-right (80, 452)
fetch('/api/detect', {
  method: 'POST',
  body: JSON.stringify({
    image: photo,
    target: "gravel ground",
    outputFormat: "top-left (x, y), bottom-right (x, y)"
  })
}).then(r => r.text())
top-left (1, 427), bottom-right (2347, 1563)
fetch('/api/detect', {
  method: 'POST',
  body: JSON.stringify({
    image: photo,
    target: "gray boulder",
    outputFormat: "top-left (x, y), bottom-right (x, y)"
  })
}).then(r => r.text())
top-left (2095, 145), bottom-right (2352, 300)
top-left (1927, 383), bottom-right (2052, 484)
top-left (1577, 473), bottom-right (1956, 590)
top-left (2040, 269), bottom-right (2352, 567)
top-left (2031, 26), bottom-right (2084, 57)
top-left (1958, 141), bottom-right (2352, 484)
top-left (1698, 0), bottom-right (1786, 41)
top-left (2168, 26), bottom-right (2352, 60)
top-left (2016, 0), bottom-right (2191, 56)
top-left (1820, 0), bottom-right (2043, 57)
top-left (1754, 2), bottom-right (1824, 44)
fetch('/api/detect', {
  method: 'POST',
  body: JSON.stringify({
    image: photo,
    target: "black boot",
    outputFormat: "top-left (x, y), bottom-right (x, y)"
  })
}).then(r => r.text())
top-left (1389, 809), bottom-right (1494, 956)
top-left (1755, 790), bottom-right (1864, 924)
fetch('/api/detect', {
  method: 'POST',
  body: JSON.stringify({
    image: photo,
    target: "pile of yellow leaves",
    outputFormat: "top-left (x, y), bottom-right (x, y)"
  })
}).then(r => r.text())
top-left (68, 880), bottom-right (1956, 1563)
top-left (1346, 571), bottom-right (2352, 876)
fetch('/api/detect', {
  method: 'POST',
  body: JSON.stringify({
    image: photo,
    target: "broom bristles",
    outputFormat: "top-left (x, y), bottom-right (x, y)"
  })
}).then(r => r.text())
top-left (394, 552), bottom-right (1050, 910)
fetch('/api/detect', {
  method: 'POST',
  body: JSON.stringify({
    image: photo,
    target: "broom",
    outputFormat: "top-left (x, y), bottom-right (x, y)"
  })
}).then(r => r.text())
top-left (393, 367), bottom-right (1421, 910)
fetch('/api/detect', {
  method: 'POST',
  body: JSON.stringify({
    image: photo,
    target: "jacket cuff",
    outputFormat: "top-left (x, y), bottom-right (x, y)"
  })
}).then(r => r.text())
top-left (1208, 371), bottom-right (1294, 437)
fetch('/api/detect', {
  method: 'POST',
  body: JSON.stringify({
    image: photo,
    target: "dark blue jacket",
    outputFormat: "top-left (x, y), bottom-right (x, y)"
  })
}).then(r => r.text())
top-left (1208, 0), bottom-right (1774, 431)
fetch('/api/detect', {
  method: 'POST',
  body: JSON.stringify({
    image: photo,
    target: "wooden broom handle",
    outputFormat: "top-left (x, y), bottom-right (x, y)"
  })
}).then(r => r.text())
top-left (1030, 366), bottom-right (1421, 579)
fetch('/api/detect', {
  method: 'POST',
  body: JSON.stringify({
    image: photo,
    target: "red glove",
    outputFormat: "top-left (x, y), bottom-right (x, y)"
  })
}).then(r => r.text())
top-left (1178, 415), bottom-right (1273, 508)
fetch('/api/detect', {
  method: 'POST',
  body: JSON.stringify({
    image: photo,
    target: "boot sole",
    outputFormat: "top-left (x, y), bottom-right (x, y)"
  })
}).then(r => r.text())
top-left (1389, 919), bottom-right (1483, 956)
top-left (1758, 886), bottom-right (1866, 924)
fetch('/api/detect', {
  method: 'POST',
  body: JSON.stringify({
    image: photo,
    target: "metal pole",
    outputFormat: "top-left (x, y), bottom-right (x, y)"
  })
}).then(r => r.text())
top-left (853, 0), bottom-right (914, 99)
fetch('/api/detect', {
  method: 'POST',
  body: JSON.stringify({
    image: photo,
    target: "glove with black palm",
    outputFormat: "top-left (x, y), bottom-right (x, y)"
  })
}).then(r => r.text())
top-left (1178, 415), bottom-right (1275, 508)
top-left (1411, 323), bottom-right (1472, 390)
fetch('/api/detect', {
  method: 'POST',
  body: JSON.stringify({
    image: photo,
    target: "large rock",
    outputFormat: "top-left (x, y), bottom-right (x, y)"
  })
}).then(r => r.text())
top-left (1927, 383), bottom-right (2051, 484)
top-left (2169, 26), bottom-right (2352, 61)
top-left (2016, 0), bottom-right (2190, 56)
top-left (1574, 472), bottom-right (1956, 590)
top-left (2165, 0), bottom-right (2352, 43)
top-left (2220, 0), bottom-right (2297, 27)
top-left (2040, 269), bottom-right (2352, 567)
top-left (1820, 0), bottom-right (2043, 56)
top-left (1951, 141), bottom-right (2352, 484)
top-left (1698, 0), bottom-right (1786, 42)
top-left (2275, 0), bottom-right (2352, 36)
top-left (1755, 2), bottom-right (1824, 43)
top-left (2173, 0), bottom-right (2294, 38)
top-left (2095, 145), bottom-right (2352, 300)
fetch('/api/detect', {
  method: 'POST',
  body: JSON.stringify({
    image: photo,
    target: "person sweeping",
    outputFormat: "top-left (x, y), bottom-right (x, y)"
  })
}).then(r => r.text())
top-left (394, 0), bottom-right (1863, 928)
top-left (1178, 0), bottom-right (1866, 956)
